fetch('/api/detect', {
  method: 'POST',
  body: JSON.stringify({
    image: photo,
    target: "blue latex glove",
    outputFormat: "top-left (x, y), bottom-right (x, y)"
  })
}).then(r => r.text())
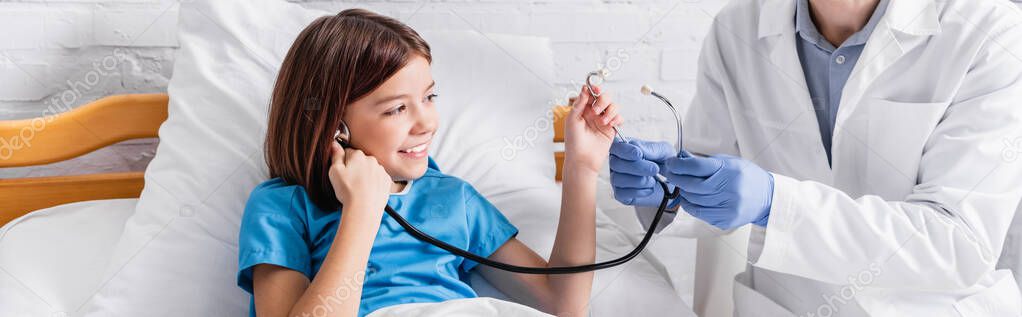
top-left (663, 154), bottom-right (774, 230)
top-left (608, 138), bottom-right (679, 207)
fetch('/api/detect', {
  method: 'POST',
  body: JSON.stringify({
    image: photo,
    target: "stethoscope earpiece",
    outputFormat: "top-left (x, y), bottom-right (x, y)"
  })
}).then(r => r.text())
top-left (335, 122), bottom-right (352, 148)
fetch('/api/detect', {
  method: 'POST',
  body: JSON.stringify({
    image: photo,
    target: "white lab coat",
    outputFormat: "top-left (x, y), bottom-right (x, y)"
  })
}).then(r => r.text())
top-left (642, 0), bottom-right (1022, 315)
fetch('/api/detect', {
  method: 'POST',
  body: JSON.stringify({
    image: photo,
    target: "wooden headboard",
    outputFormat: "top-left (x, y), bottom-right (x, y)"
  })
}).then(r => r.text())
top-left (0, 94), bottom-right (572, 227)
top-left (552, 104), bottom-right (571, 181)
top-left (0, 94), bottom-right (168, 226)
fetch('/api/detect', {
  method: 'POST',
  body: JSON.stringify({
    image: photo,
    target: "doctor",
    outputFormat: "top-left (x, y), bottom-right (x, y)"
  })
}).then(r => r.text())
top-left (608, 0), bottom-right (1022, 315)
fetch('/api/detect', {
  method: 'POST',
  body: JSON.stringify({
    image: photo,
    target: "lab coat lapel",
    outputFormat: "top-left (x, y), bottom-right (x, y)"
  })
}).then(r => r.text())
top-left (760, 0), bottom-right (833, 181)
top-left (833, 0), bottom-right (941, 156)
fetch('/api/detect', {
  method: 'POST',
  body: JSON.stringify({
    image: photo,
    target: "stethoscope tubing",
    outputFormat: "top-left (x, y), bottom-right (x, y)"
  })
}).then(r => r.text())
top-left (378, 178), bottom-right (681, 274)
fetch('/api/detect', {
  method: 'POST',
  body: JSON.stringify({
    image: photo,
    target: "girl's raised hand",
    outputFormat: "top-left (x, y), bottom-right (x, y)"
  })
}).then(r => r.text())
top-left (328, 142), bottom-right (392, 216)
top-left (564, 85), bottom-right (624, 175)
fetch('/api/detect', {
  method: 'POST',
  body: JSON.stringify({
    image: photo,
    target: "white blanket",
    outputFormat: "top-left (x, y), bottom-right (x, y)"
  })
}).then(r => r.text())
top-left (366, 297), bottom-right (552, 317)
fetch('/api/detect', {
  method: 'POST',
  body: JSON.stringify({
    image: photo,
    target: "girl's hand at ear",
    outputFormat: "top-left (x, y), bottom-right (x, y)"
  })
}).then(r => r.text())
top-left (564, 85), bottom-right (624, 175)
top-left (260, 142), bottom-right (388, 317)
top-left (328, 142), bottom-right (392, 216)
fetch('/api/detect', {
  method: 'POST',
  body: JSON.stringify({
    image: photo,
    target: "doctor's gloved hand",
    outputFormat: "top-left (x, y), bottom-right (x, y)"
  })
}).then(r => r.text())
top-left (663, 154), bottom-right (774, 230)
top-left (609, 138), bottom-right (679, 207)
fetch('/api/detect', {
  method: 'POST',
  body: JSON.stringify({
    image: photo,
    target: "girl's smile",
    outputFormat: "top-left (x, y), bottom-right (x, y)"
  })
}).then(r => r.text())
top-left (397, 140), bottom-right (430, 159)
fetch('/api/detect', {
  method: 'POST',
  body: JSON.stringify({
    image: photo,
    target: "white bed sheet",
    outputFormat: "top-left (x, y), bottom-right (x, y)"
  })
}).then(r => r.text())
top-left (0, 199), bottom-right (137, 317)
top-left (594, 171), bottom-right (698, 308)
top-left (1, 197), bottom-right (694, 316)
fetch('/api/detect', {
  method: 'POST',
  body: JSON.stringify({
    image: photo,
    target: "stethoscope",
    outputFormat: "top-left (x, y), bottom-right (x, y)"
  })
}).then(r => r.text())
top-left (332, 70), bottom-right (684, 274)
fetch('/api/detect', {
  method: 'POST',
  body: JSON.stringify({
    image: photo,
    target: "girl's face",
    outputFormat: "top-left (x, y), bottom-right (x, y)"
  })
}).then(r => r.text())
top-left (343, 56), bottom-right (438, 181)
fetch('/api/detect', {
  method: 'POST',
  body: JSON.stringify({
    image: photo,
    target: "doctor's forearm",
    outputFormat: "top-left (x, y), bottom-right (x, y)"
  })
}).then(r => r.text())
top-left (548, 165), bottom-right (598, 316)
top-left (757, 174), bottom-right (1008, 289)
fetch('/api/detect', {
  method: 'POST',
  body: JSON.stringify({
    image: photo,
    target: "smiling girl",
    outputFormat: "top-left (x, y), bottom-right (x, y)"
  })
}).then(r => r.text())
top-left (237, 9), bottom-right (623, 317)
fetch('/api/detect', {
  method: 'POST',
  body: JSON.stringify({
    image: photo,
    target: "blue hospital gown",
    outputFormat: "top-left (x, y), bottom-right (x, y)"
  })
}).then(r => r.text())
top-left (237, 159), bottom-right (518, 316)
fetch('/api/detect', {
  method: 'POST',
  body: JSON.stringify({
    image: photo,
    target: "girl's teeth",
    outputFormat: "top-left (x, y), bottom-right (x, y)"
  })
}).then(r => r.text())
top-left (401, 144), bottom-right (426, 153)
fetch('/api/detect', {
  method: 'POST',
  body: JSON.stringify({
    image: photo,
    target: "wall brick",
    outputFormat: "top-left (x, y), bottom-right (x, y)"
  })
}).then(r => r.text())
top-left (93, 6), bottom-right (180, 47)
top-left (0, 60), bottom-right (50, 101)
top-left (0, 9), bottom-right (46, 49)
top-left (44, 8), bottom-right (93, 49)
top-left (660, 47), bottom-right (699, 81)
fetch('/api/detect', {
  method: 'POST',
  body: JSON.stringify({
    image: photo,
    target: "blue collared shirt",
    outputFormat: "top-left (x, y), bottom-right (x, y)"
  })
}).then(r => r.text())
top-left (795, 0), bottom-right (890, 163)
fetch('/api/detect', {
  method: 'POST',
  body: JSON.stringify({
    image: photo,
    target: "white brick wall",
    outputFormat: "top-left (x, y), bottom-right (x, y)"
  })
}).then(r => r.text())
top-left (0, 0), bottom-right (726, 183)
top-left (0, 0), bottom-right (178, 178)
top-left (0, 2), bottom-right (177, 109)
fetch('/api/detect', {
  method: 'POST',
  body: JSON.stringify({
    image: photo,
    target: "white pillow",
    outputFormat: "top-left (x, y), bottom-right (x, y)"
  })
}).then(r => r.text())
top-left (83, 0), bottom-right (558, 315)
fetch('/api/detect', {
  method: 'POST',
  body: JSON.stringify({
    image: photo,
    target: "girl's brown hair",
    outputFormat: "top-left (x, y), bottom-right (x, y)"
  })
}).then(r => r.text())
top-left (264, 9), bottom-right (431, 210)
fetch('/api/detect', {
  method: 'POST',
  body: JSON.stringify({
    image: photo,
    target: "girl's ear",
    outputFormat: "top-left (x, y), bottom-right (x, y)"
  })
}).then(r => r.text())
top-left (335, 122), bottom-right (352, 148)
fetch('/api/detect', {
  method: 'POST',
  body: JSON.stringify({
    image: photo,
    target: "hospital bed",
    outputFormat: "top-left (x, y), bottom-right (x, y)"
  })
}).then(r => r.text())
top-left (0, 93), bottom-right (693, 316)
top-left (0, 2), bottom-right (697, 314)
